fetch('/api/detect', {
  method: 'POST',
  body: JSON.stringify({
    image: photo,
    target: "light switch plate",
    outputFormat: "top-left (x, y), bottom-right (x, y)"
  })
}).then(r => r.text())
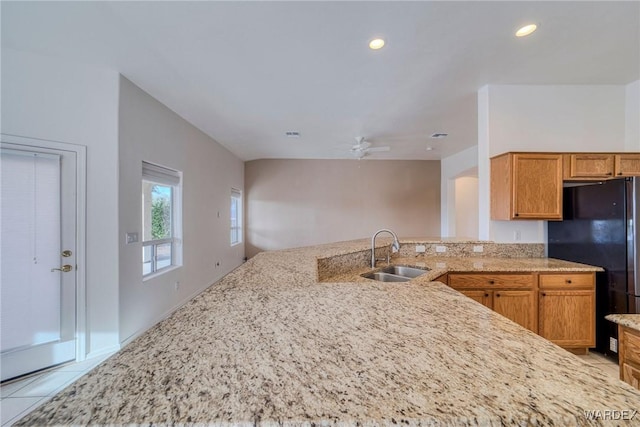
top-left (126, 232), bottom-right (139, 244)
top-left (610, 337), bottom-right (618, 353)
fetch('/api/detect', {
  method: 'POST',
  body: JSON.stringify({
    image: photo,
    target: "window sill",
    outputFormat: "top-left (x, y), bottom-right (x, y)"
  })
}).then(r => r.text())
top-left (231, 242), bottom-right (243, 247)
top-left (143, 265), bottom-right (181, 282)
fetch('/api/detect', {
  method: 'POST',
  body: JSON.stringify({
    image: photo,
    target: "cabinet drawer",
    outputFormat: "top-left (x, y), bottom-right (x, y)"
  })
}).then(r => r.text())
top-left (622, 328), bottom-right (640, 366)
top-left (539, 273), bottom-right (594, 289)
top-left (449, 274), bottom-right (533, 288)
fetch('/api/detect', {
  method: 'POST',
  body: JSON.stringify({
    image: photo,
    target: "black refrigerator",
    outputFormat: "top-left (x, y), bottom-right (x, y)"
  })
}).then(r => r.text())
top-left (548, 178), bottom-right (640, 361)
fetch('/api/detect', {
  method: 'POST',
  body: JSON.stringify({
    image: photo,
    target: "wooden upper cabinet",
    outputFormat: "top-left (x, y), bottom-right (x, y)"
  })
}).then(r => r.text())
top-left (564, 154), bottom-right (614, 180)
top-left (491, 153), bottom-right (563, 220)
top-left (615, 154), bottom-right (640, 177)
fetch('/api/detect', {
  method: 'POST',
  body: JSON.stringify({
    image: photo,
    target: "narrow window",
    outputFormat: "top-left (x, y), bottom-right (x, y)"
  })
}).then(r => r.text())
top-left (230, 188), bottom-right (242, 246)
top-left (142, 162), bottom-right (181, 277)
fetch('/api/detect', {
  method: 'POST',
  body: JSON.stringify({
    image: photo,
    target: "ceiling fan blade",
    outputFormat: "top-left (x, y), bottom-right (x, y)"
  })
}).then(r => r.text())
top-left (352, 141), bottom-right (371, 151)
top-left (367, 146), bottom-right (390, 152)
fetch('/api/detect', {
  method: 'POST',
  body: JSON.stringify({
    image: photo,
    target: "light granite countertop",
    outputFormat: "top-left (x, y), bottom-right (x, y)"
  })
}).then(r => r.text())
top-left (606, 314), bottom-right (640, 333)
top-left (16, 241), bottom-right (640, 426)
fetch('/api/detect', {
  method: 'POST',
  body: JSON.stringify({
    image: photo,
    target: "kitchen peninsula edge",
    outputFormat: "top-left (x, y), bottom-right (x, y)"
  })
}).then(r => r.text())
top-left (16, 239), bottom-right (640, 426)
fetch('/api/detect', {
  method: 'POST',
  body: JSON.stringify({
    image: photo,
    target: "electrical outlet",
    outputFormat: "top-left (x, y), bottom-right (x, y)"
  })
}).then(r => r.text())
top-left (125, 232), bottom-right (138, 244)
top-left (415, 245), bottom-right (426, 253)
top-left (473, 245), bottom-right (484, 253)
top-left (610, 337), bottom-right (618, 353)
top-left (435, 245), bottom-right (446, 253)
top-left (514, 230), bottom-right (521, 241)
top-left (174, 281), bottom-right (180, 291)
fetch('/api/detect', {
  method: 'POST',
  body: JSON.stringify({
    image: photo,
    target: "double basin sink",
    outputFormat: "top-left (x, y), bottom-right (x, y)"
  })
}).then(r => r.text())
top-left (361, 265), bottom-right (430, 282)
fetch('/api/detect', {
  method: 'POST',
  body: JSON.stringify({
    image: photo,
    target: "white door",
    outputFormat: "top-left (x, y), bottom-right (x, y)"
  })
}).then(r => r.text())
top-left (1, 142), bottom-right (77, 381)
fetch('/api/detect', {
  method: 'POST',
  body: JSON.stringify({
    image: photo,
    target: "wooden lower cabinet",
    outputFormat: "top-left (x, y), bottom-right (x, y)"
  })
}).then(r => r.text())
top-left (538, 290), bottom-right (595, 347)
top-left (450, 271), bottom-right (596, 350)
top-left (538, 272), bottom-right (595, 350)
top-left (449, 273), bottom-right (537, 333)
top-left (618, 325), bottom-right (640, 390)
top-left (493, 290), bottom-right (537, 332)
top-left (459, 290), bottom-right (492, 308)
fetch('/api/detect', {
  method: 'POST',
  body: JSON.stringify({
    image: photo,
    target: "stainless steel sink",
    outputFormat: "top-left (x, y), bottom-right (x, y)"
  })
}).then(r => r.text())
top-left (360, 272), bottom-right (411, 282)
top-left (380, 265), bottom-right (430, 278)
top-left (360, 265), bottom-right (430, 282)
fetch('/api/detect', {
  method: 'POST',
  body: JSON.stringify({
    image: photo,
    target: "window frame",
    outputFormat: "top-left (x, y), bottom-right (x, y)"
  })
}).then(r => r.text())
top-left (230, 188), bottom-right (243, 246)
top-left (142, 162), bottom-right (182, 278)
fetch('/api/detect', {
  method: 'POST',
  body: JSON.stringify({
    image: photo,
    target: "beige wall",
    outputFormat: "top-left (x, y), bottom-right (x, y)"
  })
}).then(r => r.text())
top-left (454, 176), bottom-right (479, 239)
top-left (245, 159), bottom-right (440, 257)
top-left (119, 77), bottom-right (244, 343)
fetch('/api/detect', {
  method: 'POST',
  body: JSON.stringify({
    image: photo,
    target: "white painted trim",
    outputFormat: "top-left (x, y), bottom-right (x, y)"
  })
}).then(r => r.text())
top-left (1, 133), bottom-right (88, 362)
top-left (85, 344), bottom-right (121, 361)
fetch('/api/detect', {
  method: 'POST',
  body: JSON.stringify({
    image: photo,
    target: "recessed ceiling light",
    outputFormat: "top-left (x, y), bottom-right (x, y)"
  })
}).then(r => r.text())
top-left (369, 38), bottom-right (385, 50)
top-left (426, 146), bottom-right (434, 151)
top-left (285, 131), bottom-right (300, 137)
top-left (515, 24), bottom-right (537, 37)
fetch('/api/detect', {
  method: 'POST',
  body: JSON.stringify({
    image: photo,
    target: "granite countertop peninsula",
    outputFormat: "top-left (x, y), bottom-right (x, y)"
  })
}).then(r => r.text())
top-left (606, 314), bottom-right (640, 332)
top-left (17, 239), bottom-right (639, 426)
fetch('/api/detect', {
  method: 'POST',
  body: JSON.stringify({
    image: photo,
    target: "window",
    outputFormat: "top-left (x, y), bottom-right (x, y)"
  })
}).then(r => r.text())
top-left (230, 188), bottom-right (242, 245)
top-left (142, 162), bottom-right (181, 277)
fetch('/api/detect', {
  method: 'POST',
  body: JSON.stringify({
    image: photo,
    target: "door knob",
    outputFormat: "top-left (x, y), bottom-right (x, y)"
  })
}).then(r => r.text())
top-left (51, 265), bottom-right (72, 273)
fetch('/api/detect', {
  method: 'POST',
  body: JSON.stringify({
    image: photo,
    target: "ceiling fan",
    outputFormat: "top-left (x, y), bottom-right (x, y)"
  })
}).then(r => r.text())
top-left (350, 137), bottom-right (390, 159)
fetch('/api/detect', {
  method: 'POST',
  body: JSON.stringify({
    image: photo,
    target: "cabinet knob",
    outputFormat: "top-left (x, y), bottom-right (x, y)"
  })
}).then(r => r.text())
top-left (618, 172), bottom-right (623, 176)
top-left (514, 213), bottom-right (519, 217)
top-left (484, 293), bottom-right (489, 297)
top-left (542, 292), bottom-right (546, 296)
top-left (496, 293), bottom-right (501, 297)
top-left (566, 279), bottom-right (572, 284)
top-left (607, 172), bottom-right (613, 176)
top-left (488, 280), bottom-right (495, 285)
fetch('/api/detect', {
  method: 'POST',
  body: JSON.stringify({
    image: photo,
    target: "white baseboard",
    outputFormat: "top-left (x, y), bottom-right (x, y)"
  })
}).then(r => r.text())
top-left (85, 344), bottom-right (121, 361)
top-left (119, 278), bottom-right (221, 348)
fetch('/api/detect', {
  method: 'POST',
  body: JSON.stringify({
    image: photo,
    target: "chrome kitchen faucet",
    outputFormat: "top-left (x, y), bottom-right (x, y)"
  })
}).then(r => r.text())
top-left (371, 229), bottom-right (400, 268)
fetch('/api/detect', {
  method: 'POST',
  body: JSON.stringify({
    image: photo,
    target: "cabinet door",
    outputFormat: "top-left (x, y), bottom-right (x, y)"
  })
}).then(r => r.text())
top-left (622, 364), bottom-right (640, 390)
top-left (539, 290), bottom-right (595, 347)
top-left (615, 154), bottom-right (640, 177)
top-left (459, 290), bottom-right (492, 308)
top-left (493, 290), bottom-right (537, 332)
top-left (619, 326), bottom-right (640, 389)
top-left (512, 154), bottom-right (563, 220)
top-left (565, 154), bottom-right (614, 179)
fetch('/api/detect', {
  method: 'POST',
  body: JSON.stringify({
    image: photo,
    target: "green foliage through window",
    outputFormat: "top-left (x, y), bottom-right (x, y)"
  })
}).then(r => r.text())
top-left (151, 185), bottom-right (171, 239)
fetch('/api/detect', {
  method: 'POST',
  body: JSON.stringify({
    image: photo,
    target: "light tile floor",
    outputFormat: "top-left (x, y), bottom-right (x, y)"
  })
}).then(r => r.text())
top-left (576, 351), bottom-right (621, 380)
top-left (0, 351), bottom-right (623, 426)
top-left (1, 353), bottom-right (113, 426)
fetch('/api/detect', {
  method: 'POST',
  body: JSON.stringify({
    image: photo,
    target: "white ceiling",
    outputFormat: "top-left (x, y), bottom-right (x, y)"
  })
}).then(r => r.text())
top-left (2, 1), bottom-right (639, 161)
